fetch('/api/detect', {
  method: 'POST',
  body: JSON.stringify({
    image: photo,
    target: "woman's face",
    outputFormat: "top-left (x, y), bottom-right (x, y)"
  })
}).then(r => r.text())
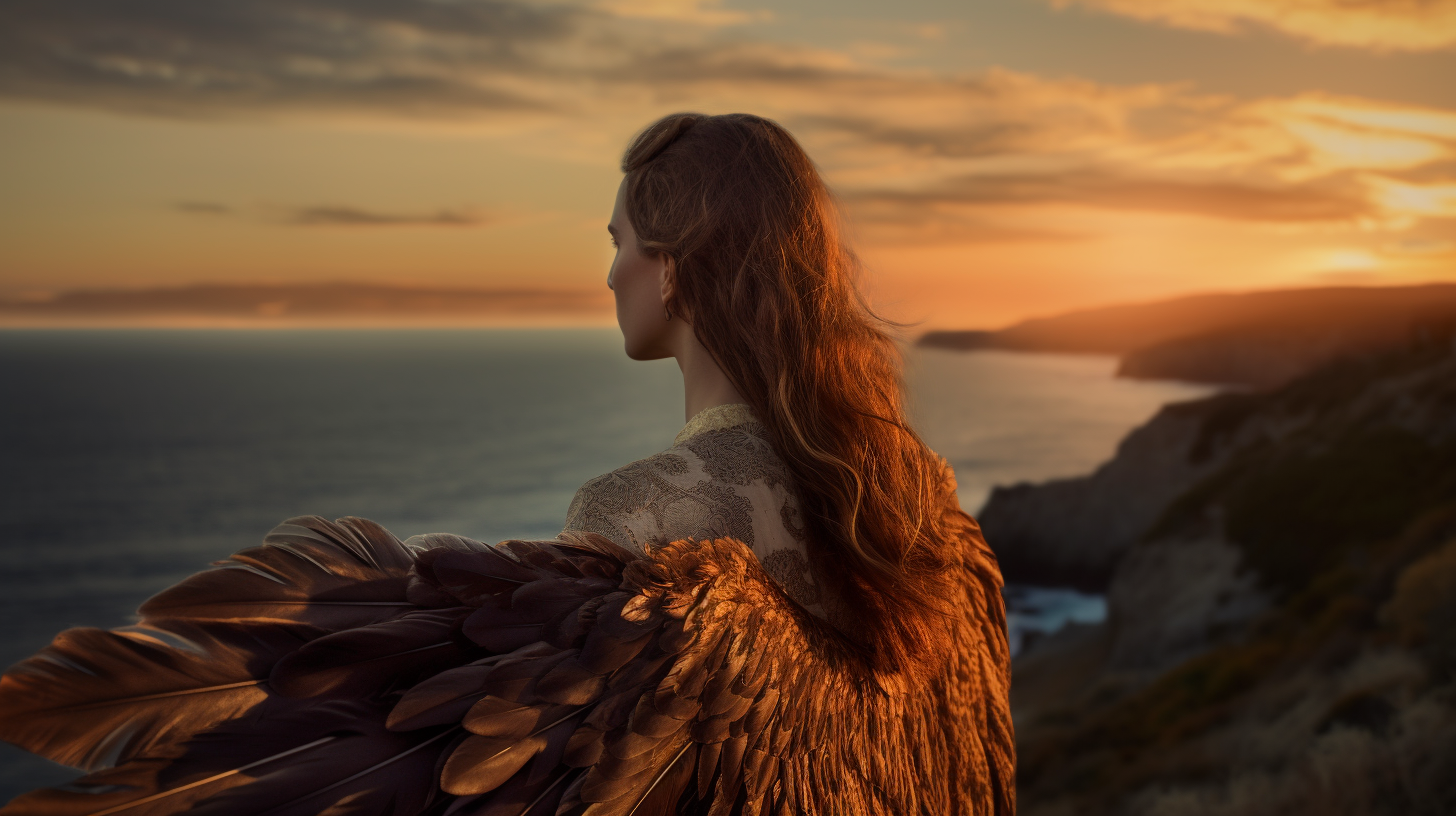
top-left (608, 178), bottom-right (674, 360)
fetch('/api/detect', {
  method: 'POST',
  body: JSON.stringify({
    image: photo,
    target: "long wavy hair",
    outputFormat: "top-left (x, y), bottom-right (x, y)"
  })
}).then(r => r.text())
top-left (621, 112), bottom-right (961, 672)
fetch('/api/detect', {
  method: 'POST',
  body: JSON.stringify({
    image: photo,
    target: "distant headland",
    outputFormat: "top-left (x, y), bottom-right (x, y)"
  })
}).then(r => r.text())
top-left (919, 283), bottom-right (1456, 388)
top-left (0, 283), bottom-right (614, 327)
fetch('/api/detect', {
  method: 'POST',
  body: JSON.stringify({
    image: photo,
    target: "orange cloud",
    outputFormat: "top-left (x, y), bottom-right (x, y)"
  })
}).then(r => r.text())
top-left (592, 0), bottom-right (769, 26)
top-left (1050, 0), bottom-right (1456, 52)
top-left (789, 84), bottom-right (1455, 249)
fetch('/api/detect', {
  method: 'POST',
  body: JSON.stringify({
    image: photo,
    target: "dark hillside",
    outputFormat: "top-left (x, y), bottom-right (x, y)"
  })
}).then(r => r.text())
top-left (1008, 336), bottom-right (1456, 815)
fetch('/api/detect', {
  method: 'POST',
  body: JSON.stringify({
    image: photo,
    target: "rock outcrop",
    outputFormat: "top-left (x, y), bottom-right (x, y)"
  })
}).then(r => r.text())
top-left (1103, 517), bottom-right (1270, 676)
top-left (979, 399), bottom-right (1237, 590)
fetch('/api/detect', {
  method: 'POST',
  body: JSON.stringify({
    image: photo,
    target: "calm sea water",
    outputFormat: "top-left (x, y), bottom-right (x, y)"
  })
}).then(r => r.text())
top-left (0, 328), bottom-right (1213, 795)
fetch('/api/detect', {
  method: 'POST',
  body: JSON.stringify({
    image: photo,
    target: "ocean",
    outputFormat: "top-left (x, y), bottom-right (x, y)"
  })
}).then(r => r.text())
top-left (0, 328), bottom-right (1214, 796)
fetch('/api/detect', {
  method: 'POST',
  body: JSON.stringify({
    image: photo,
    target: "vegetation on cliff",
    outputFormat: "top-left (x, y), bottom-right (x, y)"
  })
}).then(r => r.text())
top-left (1011, 337), bottom-right (1456, 815)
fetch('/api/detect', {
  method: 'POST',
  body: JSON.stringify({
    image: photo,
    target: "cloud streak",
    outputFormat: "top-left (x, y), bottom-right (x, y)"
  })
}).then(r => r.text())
top-left (1050, 0), bottom-right (1456, 52)
top-left (0, 0), bottom-right (578, 118)
top-left (849, 170), bottom-right (1372, 223)
top-left (173, 201), bottom-right (232, 215)
top-left (172, 201), bottom-right (487, 227)
top-left (284, 206), bottom-right (484, 227)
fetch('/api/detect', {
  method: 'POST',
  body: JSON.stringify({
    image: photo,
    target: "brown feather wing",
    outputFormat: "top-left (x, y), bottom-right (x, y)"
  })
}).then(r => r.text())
top-left (472, 525), bottom-right (1008, 815)
top-left (0, 508), bottom-right (1013, 816)
top-left (396, 532), bottom-right (1006, 816)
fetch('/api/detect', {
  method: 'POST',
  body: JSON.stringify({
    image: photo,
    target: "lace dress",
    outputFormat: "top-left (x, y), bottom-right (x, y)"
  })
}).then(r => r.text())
top-left (561, 402), bottom-right (828, 619)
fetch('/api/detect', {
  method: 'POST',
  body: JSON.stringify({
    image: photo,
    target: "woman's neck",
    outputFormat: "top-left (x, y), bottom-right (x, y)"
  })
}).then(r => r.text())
top-left (673, 328), bottom-right (746, 422)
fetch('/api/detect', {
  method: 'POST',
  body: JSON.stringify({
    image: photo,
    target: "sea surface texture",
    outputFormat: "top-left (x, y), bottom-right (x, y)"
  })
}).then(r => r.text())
top-left (0, 329), bottom-right (1212, 796)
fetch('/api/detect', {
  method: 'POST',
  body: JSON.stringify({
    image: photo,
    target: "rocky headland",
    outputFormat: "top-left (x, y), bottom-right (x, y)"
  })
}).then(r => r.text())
top-left (998, 335), bottom-right (1456, 815)
top-left (921, 283), bottom-right (1456, 388)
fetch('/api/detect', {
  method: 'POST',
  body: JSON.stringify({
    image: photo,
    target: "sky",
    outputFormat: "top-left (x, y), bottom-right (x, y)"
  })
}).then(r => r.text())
top-left (0, 0), bottom-right (1453, 328)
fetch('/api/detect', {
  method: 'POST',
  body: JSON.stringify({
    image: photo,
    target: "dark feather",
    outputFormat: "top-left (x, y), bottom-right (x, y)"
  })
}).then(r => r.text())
top-left (0, 700), bottom-right (450, 816)
top-left (386, 661), bottom-right (505, 732)
top-left (188, 728), bottom-right (453, 815)
top-left (266, 516), bottom-right (416, 576)
top-left (139, 517), bottom-right (417, 631)
top-left (0, 748), bottom-right (315, 816)
top-left (269, 609), bottom-right (473, 699)
top-left (180, 699), bottom-right (451, 816)
top-left (0, 622), bottom-right (312, 772)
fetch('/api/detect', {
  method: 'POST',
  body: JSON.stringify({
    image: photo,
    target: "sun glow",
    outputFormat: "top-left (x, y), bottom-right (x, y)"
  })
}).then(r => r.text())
top-left (1373, 180), bottom-right (1456, 219)
top-left (1320, 248), bottom-right (1381, 272)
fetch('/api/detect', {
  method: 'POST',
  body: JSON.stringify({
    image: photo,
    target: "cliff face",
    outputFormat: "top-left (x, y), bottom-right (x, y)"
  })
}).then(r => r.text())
top-left (1008, 338), bottom-right (1456, 816)
top-left (980, 398), bottom-right (1239, 590)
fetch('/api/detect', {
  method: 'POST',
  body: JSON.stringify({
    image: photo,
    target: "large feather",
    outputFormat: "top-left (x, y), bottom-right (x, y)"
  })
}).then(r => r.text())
top-left (139, 516), bottom-right (418, 630)
top-left (0, 699), bottom-right (454, 816)
top-left (0, 621), bottom-right (314, 772)
top-left (270, 609), bottom-right (476, 700)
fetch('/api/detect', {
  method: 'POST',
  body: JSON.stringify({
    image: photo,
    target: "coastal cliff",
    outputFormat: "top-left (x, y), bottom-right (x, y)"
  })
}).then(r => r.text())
top-left (1005, 336), bottom-right (1456, 815)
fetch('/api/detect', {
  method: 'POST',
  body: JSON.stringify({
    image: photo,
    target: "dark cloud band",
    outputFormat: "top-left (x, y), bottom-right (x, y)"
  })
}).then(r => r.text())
top-left (0, 0), bottom-right (575, 116)
top-left (285, 206), bottom-right (484, 226)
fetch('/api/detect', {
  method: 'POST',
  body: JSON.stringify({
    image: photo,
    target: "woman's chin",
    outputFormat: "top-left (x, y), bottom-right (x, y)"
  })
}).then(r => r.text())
top-left (623, 344), bottom-right (669, 362)
top-left (620, 334), bottom-right (671, 362)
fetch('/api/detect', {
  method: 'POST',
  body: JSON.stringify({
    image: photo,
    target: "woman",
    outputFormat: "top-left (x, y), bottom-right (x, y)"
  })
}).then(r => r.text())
top-left (0, 114), bottom-right (1013, 816)
top-left (567, 113), bottom-right (963, 666)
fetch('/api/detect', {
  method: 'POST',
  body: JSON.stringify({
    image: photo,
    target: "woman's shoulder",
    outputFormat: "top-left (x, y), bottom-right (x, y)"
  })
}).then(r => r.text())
top-left (560, 403), bottom-right (795, 550)
top-left (565, 447), bottom-right (697, 514)
top-left (573, 404), bottom-right (782, 493)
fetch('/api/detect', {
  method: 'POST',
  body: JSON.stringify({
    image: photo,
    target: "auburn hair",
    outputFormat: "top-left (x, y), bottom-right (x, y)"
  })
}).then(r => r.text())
top-left (621, 112), bottom-right (961, 672)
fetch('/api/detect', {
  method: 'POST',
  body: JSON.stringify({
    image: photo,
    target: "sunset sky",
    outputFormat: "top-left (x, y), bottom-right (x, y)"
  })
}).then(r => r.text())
top-left (1, 0), bottom-right (1453, 327)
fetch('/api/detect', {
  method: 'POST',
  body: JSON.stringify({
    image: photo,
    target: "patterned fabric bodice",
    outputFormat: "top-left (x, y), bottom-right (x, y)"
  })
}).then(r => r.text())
top-left (562, 403), bottom-right (826, 618)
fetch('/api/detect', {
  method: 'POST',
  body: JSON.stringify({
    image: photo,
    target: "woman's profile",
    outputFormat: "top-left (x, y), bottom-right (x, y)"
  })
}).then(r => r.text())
top-left (0, 113), bottom-right (1014, 815)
